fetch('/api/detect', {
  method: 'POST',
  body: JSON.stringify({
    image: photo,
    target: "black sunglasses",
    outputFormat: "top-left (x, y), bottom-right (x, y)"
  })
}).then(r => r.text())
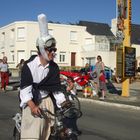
top-left (46, 47), bottom-right (57, 53)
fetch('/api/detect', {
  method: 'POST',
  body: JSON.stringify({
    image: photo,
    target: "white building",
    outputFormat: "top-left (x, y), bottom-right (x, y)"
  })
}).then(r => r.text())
top-left (0, 20), bottom-right (116, 70)
top-left (0, 21), bottom-right (86, 68)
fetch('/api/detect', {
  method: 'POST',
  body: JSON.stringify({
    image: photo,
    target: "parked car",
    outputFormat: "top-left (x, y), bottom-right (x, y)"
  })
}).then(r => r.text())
top-left (88, 65), bottom-right (114, 80)
top-left (104, 66), bottom-right (114, 80)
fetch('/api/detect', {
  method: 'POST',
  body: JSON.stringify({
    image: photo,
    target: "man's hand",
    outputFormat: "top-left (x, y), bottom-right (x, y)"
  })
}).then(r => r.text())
top-left (27, 100), bottom-right (41, 117)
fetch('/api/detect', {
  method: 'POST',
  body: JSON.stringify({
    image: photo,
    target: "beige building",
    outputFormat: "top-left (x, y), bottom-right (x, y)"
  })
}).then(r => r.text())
top-left (0, 20), bottom-right (117, 70)
top-left (0, 21), bottom-right (87, 68)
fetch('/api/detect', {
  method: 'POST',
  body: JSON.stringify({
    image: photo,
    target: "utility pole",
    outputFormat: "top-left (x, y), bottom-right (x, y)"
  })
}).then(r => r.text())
top-left (122, 0), bottom-right (131, 96)
top-left (116, 0), bottom-right (132, 97)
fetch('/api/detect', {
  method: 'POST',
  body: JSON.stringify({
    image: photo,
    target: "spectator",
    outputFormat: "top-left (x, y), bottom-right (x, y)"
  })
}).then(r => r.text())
top-left (0, 56), bottom-right (9, 92)
top-left (80, 63), bottom-right (90, 75)
top-left (93, 55), bottom-right (105, 94)
top-left (99, 70), bottom-right (107, 100)
top-left (16, 59), bottom-right (25, 78)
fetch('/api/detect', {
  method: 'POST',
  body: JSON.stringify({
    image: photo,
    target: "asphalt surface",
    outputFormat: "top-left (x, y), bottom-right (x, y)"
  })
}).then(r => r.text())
top-left (1, 90), bottom-right (140, 140)
top-left (7, 77), bottom-right (140, 109)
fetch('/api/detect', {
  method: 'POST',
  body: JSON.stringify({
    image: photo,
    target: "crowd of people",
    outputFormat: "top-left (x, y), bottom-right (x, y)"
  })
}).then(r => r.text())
top-left (0, 56), bottom-right (25, 92)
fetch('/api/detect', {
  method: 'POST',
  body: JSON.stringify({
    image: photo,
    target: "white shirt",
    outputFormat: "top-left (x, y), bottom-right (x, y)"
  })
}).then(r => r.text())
top-left (20, 56), bottom-right (65, 108)
top-left (0, 63), bottom-right (8, 72)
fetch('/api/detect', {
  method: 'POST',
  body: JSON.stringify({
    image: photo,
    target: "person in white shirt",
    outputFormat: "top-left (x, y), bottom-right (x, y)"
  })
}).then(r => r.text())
top-left (0, 56), bottom-right (9, 91)
top-left (20, 14), bottom-right (67, 140)
top-left (20, 35), bottom-right (68, 140)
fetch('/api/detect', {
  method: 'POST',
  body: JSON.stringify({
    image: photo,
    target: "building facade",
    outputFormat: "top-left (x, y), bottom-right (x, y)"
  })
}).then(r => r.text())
top-left (0, 20), bottom-right (117, 70)
top-left (0, 21), bottom-right (87, 68)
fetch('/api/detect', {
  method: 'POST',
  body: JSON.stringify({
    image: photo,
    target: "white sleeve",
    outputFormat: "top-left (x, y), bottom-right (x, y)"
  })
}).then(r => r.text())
top-left (53, 91), bottom-right (66, 108)
top-left (20, 85), bottom-right (33, 108)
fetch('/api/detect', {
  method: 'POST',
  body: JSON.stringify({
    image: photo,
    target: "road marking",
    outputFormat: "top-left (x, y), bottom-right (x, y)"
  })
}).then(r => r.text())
top-left (79, 97), bottom-right (140, 110)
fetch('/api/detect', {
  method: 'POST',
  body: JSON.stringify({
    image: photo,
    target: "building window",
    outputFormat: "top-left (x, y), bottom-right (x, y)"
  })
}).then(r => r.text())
top-left (10, 51), bottom-right (15, 62)
top-left (10, 29), bottom-right (15, 46)
top-left (70, 31), bottom-right (77, 41)
top-left (10, 29), bottom-right (15, 39)
top-left (17, 50), bottom-right (25, 63)
top-left (17, 27), bottom-right (25, 40)
top-left (59, 52), bottom-right (66, 62)
top-left (1, 32), bottom-right (5, 41)
top-left (86, 57), bottom-right (96, 65)
top-left (85, 38), bottom-right (92, 45)
top-left (30, 50), bottom-right (37, 56)
top-left (98, 43), bottom-right (109, 51)
top-left (1, 32), bottom-right (5, 49)
top-left (1, 52), bottom-right (5, 57)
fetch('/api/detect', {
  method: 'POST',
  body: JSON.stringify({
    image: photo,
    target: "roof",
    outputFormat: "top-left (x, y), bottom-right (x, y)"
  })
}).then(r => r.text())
top-left (131, 24), bottom-right (140, 45)
top-left (79, 21), bottom-right (140, 45)
top-left (79, 21), bottom-right (114, 36)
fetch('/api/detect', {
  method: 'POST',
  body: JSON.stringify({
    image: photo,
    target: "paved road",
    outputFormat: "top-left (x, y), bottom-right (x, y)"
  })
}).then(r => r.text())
top-left (0, 91), bottom-right (20, 140)
top-left (79, 100), bottom-right (140, 140)
top-left (1, 90), bottom-right (140, 140)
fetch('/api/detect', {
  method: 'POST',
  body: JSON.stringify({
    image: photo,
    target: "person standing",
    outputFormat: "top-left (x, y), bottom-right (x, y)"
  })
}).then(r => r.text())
top-left (80, 63), bottom-right (90, 75)
top-left (93, 55), bottom-right (105, 94)
top-left (16, 59), bottom-right (25, 78)
top-left (0, 56), bottom-right (9, 91)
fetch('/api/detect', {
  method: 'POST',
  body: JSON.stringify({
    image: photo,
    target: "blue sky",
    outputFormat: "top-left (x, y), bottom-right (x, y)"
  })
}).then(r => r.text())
top-left (0, 0), bottom-right (139, 27)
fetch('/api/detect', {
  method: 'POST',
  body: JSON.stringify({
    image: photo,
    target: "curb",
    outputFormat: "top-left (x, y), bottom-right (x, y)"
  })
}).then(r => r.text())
top-left (79, 97), bottom-right (140, 111)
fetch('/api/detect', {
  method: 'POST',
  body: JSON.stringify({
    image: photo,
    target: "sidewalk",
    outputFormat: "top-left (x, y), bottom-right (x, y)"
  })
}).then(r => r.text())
top-left (78, 80), bottom-right (140, 108)
top-left (7, 77), bottom-right (140, 108)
